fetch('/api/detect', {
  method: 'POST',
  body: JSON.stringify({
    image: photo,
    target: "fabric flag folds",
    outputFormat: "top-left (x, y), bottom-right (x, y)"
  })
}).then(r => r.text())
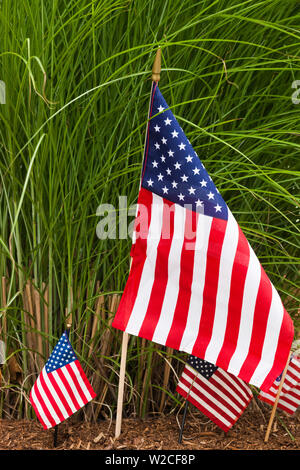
top-left (112, 82), bottom-right (294, 392)
top-left (30, 331), bottom-right (96, 429)
top-left (258, 353), bottom-right (300, 415)
top-left (176, 355), bottom-right (253, 432)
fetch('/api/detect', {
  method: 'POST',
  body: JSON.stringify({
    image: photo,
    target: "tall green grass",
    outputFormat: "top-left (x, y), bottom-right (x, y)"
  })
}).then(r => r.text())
top-left (0, 0), bottom-right (299, 422)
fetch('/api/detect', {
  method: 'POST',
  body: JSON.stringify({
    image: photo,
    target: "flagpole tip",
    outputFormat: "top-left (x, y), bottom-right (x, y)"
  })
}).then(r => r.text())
top-left (66, 307), bottom-right (72, 331)
top-left (152, 47), bottom-right (161, 83)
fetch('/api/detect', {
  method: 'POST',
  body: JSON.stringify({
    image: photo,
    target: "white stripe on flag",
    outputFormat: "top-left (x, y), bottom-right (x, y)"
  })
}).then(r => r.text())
top-left (229, 374), bottom-right (254, 403)
top-left (228, 245), bottom-right (261, 376)
top-left (62, 365), bottom-right (85, 408)
top-left (152, 203), bottom-right (186, 345)
top-left (285, 374), bottom-right (300, 389)
top-left (284, 359), bottom-right (300, 388)
top-left (204, 210), bottom-right (239, 363)
top-left (249, 284), bottom-right (284, 385)
top-left (31, 377), bottom-right (52, 429)
top-left (279, 399), bottom-right (298, 413)
top-left (51, 369), bottom-right (78, 414)
top-left (184, 366), bottom-right (244, 414)
top-left (38, 370), bottom-right (60, 424)
top-left (126, 193), bottom-right (164, 335)
top-left (258, 356), bottom-right (300, 414)
top-left (181, 371), bottom-right (236, 422)
top-left (70, 361), bottom-right (94, 402)
top-left (213, 370), bottom-right (248, 409)
top-left (42, 367), bottom-right (69, 419)
top-left (179, 213), bottom-right (212, 352)
top-left (260, 390), bottom-right (300, 413)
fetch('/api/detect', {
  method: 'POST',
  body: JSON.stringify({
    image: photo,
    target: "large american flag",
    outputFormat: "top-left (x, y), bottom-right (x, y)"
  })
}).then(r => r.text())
top-left (258, 354), bottom-right (300, 415)
top-left (176, 355), bottom-right (253, 432)
top-left (30, 331), bottom-right (96, 429)
top-left (112, 83), bottom-right (294, 392)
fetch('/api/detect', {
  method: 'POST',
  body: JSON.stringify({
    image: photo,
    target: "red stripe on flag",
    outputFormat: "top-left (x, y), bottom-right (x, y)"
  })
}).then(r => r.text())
top-left (279, 394), bottom-right (300, 413)
top-left (260, 309), bottom-right (294, 391)
top-left (258, 356), bottom-right (300, 413)
top-left (238, 266), bottom-right (273, 383)
top-left (176, 383), bottom-right (230, 432)
top-left (166, 209), bottom-right (198, 350)
top-left (30, 386), bottom-right (49, 430)
top-left (183, 370), bottom-right (239, 418)
top-left (286, 362), bottom-right (300, 383)
top-left (259, 392), bottom-right (298, 415)
top-left (112, 188), bottom-right (153, 331)
top-left (138, 199), bottom-right (175, 340)
top-left (39, 368), bottom-right (65, 423)
top-left (184, 367), bottom-right (249, 416)
top-left (66, 362), bottom-right (89, 404)
top-left (217, 227), bottom-right (250, 370)
top-left (177, 365), bottom-right (253, 432)
top-left (211, 372), bottom-right (251, 408)
top-left (32, 377), bottom-right (57, 428)
top-left (56, 366), bottom-right (81, 410)
top-left (47, 371), bottom-right (73, 416)
top-left (192, 217), bottom-right (227, 359)
top-left (177, 371), bottom-right (237, 432)
top-left (73, 360), bottom-right (96, 399)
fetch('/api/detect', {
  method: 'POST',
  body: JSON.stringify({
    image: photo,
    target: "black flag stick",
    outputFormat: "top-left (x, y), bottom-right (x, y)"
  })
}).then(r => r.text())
top-left (52, 318), bottom-right (72, 448)
top-left (53, 425), bottom-right (58, 447)
top-left (178, 400), bottom-right (189, 444)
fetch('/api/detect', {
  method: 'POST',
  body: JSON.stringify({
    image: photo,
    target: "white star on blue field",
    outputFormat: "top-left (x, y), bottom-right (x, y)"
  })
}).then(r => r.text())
top-left (188, 355), bottom-right (218, 380)
top-left (141, 85), bottom-right (228, 221)
top-left (45, 332), bottom-right (77, 373)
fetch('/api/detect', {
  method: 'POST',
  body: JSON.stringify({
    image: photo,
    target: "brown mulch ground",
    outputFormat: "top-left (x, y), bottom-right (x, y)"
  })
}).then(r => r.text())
top-left (0, 405), bottom-right (299, 451)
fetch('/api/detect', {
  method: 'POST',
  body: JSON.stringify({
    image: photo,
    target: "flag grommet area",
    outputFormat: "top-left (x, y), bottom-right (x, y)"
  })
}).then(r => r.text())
top-left (112, 83), bottom-right (294, 393)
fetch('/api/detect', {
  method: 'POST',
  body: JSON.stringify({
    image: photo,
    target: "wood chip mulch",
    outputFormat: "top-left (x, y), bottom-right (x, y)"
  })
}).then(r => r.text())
top-left (0, 404), bottom-right (299, 451)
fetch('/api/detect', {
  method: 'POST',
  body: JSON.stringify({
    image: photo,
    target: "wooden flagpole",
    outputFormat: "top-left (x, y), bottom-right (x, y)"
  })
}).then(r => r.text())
top-left (115, 329), bottom-right (129, 438)
top-left (0, 277), bottom-right (7, 384)
top-left (114, 47), bottom-right (162, 439)
top-left (264, 352), bottom-right (291, 443)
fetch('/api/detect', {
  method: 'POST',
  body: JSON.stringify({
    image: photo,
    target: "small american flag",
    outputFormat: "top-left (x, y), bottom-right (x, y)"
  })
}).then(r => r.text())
top-left (176, 355), bottom-right (253, 432)
top-left (258, 354), bottom-right (300, 415)
top-left (30, 331), bottom-right (96, 430)
top-left (112, 82), bottom-right (294, 392)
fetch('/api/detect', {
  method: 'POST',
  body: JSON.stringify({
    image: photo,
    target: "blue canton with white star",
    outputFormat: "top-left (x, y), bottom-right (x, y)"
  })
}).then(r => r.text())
top-left (188, 355), bottom-right (218, 380)
top-left (141, 85), bottom-right (228, 221)
top-left (45, 331), bottom-right (77, 373)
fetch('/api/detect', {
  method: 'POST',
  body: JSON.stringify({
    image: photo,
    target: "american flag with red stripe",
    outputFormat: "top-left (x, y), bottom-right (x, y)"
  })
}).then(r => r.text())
top-left (112, 83), bottom-right (294, 392)
top-left (258, 354), bottom-right (300, 415)
top-left (176, 355), bottom-right (253, 432)
top-left (30, 331), bottom-right (96, 429)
